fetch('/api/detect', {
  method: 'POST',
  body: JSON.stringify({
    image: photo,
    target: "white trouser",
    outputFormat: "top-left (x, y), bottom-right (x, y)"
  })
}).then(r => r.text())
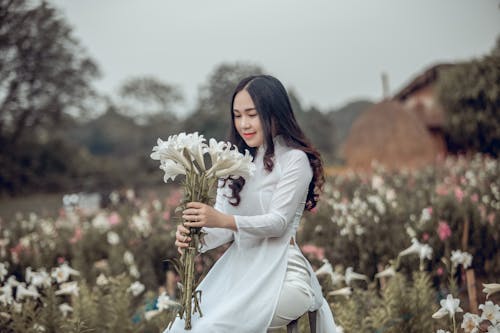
top-left (268, 245), bottom-right (314, 330)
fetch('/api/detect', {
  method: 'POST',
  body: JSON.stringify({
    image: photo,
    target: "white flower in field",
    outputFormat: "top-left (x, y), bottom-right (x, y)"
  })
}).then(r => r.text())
top-left (461, 312), bottom-right (480, 333)
top-left (375, 266), bottom-right (396, 279)
top-left (345, 267), bottom-right (368, 285)
top-left (6, 275), bottom-right (20, 287)
top-left (487, 324), bottom-right (500, 333)
top-left (55, 281), bottom-right (79, 296)
top-left (59, 303), bottom-right (73, 317)
top-left (156, 292), bottom-right (179, 311)
top-left (480, 301), bottom-right (500, 324)
top-left (385, 188), bottom-right (396, 202)
top-left (483, 283), bottom-right (500, 299)
top-left (432, 294), bottom-right (463, 319)
top-left (327, 287), bottom-right (352, 297)
top-left (315, 259), bottom-right (344, 286)
top-left (159, 159), bottom-right (187, 182)
top-left (96, 273), bottom-right (109, 286)
top-left (92, 213), bottom-right (110, 232)
top-left (106, 231), bottom-right (120, 245)
top-left (371, 175), bottom-right (384, 191)
top-left (0, 284), bottom-right (13, 305)
top-left (0, 262), bottom-right (7, 281)
top-left (16, 284), bottom-right (40, 301)
top-left (451, 250), bottom-right (473, 269)
top-left (131, 214), bottom-right (152, 237)
top-left (436, 330), bottom-right (450, 333)
top-left (123, 251), bottom-right (135, 266)
top-left (419, 243), bottom-right (433, 261)
top-left (152, 199), bottom-right (162, 212)
top-left (398, 238), bottom-right (422, 257)
top-left (29, 270), bottom-right (51, 289)
top-left (144, 309), bottom-right (161, 321)
top-left (419, 207), bottom-right (432, 223)
top-left (51, 263), bottom-right (80, 284)
top-left (399, 238), bottom-right (433, 261)
top-left (12, 301), bottom-right (22, 313)
top-left (129, 264), bottom-right (140, 278)
top-left (127, 281), bottom-right (145, 296)
top-left (32, 323), bottom-right (45, 332)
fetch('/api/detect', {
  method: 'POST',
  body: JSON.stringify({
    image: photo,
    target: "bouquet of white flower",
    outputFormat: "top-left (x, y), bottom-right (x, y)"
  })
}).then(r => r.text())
top-left (151, 132), bottom-right (255, 330)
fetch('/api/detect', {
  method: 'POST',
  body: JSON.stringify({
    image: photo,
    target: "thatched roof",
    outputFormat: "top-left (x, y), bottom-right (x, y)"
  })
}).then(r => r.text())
top-left (341, 100), bottom-right (437, 171)
top-left (393, 63), bottom-right (454, 101)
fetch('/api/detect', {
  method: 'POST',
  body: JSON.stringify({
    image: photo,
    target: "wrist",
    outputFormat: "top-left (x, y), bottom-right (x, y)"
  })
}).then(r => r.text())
top-left (222, 213), bottom-right (237, 231)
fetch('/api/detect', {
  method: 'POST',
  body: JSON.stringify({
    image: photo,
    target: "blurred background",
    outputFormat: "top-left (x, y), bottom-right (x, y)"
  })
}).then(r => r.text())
top-left (0, 1), bottom-right (499, 332)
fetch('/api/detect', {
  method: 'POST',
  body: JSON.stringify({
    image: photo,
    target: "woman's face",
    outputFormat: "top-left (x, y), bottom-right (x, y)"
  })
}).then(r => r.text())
top-left (233, 89), bottom-right (264, 148)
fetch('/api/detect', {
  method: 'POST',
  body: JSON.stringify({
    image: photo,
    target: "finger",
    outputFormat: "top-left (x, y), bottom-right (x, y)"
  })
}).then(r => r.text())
top-left (175, 240), bottom-right (189, 247)
top-left (177, 247), bottom-right (184, 255)
top-left (178, 225), bottom-right (190, 234)
top-left (183, 214), bottom-right (200, 222)
top-left (182, 208), bottom-right (199, 215)
top-left (186, 202), bottom-right (203, 209)
top-left (184, 221), bottom-right (204, 228)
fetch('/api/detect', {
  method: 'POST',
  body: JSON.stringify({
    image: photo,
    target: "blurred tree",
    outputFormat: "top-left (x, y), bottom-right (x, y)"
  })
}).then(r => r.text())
top-left (0, 0), bottom-right (99, 146)
top-left (117, 76), bottom-right (183, 125)
top-left (183, 62), bottom-right (264, 140)
top-left (436, 44), bottom-right (500, 157)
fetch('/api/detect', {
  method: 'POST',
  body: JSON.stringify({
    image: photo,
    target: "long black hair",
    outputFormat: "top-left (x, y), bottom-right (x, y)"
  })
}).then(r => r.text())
top-left (225, 75), bottom-right (324, 211)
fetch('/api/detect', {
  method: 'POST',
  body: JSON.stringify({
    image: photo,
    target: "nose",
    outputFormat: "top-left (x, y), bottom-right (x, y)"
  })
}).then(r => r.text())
top-left (241, 116), bottom-right (250, 128)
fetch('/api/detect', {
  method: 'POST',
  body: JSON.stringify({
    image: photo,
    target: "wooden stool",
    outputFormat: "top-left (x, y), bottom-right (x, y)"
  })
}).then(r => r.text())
top-left (286, 310), bottom-right (317, 333)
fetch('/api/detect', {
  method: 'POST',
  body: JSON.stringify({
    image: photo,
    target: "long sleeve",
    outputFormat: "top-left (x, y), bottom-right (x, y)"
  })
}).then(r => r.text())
top-left (199, 179), bottom-right (234, 253)
top-left (234, 150), bottom-right (312, 240)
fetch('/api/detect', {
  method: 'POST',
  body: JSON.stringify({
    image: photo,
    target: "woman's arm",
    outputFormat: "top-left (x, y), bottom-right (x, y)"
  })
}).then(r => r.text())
top-left (183, 150), bottom-right (312, 240)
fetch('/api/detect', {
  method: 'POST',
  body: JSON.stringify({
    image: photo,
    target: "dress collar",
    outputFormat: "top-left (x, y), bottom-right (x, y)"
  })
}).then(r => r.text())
top-left (257, 135), bottom-right (284, 154)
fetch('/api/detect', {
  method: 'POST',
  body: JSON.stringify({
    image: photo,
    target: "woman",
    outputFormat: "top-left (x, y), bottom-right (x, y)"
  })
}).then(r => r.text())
top-left (167, 75), bottom-right (337, 332)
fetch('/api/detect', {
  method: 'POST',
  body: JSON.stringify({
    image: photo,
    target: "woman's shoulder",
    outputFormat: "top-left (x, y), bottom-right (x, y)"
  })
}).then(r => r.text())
top-left (275, 143), bottom-right (310, 172)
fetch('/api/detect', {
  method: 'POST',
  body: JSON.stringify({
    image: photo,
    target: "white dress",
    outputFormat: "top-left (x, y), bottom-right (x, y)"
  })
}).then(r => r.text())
top-left (165, 136), bottom-right (337, 333)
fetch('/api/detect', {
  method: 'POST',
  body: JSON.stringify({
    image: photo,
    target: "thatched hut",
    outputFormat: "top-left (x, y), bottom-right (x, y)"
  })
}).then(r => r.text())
top-left (341, 100), bottom-right (438, 171)
top-left (394, 63), bottom-right (454, 156)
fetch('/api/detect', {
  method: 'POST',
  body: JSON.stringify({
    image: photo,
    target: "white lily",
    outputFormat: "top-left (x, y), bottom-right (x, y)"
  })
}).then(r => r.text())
top-left (59, 303), bottom-right (73, 317)
top-left (27, 268), bottom-right (51, 288)
top-left (16, 284), bottom-right (40, 301)
top-left (375, 266), bottom-right (396, 279)
top-left (0, 284), bottom-right (13, 305)
top-left (51, 263), bottom-right (80, 284)
top-left (327, 287), bottom-right (352, 297)
top-left (461, 312), bottom-right (480, 333)
top-left (127, 281), bottom-right (145, 297)
top-left (156, 292), bottom-right (179, 311)
top-left (432, 294), bottom-right (463, 319)
top-left (55, 281), bottom-right (79, 296)
top-left (483, 283), bottom-right (500, 299)
top-left (451, 250), bottom-right (473, 269)
top-left (399, 238), bottom-right (422, 257)
top-left (315, 259), bottom-right (345, 286)
top-left (123, 251), bottom-right (135, 266)
top-left (0, 262), bottom-right (8, 281)
top-left (96, 273), bottom-right (109, 286)
top-left (479, 301), bottom-right (500, 325)
top-left (160, 159), bottom-right (186, 182)
top-left (345, 267), bottom-right (368, 285)
top-left (145, 309), bottom-right (161, 321)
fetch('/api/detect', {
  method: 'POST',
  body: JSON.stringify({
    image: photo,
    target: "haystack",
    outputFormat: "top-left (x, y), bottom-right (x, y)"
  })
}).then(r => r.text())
top-left (341, 100), bottom-right (437, 171)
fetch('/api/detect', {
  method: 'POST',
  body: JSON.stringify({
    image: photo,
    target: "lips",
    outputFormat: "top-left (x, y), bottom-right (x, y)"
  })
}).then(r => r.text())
top-left (243, 132), bottom-right (256, 138)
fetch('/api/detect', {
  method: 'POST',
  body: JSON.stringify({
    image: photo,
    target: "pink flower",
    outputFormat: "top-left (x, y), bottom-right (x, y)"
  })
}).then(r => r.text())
top-left (108, 212), bottom-right (121, 226)
top-left (437, 267), bottom-right (444, 276)
top-left (470, 193), bottom-right (479, 203)
top-left (454, 187), bottom-right (464, 203)
top-left (163, 211), bottom-right (171, 221)
top-left (301, 244), bottom-right (325, 260)
top-left (437, 221), bottom-right (452, 241)
top-left (422, 233), bottom-right (430, 241)
top-left (69, 227), bottom-right (83, 244)
top-left (488, 213), bottom-right (495, 226)
top-left (435, 184), bottom-right (449, 196)
top-left (57, 257), bottom-right (66, 264)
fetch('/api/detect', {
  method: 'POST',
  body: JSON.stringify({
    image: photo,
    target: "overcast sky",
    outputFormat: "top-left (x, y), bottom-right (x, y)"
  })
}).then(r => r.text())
top-left (50, 0), bottom-right (500, 116)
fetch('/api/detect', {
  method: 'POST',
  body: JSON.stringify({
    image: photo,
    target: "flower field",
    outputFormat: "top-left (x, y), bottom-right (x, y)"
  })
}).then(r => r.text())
top-left (0, 154), bottom-right (499, 332)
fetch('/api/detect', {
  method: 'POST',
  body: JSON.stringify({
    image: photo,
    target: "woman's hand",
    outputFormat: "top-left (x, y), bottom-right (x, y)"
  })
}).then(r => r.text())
top-left (183, 202), bottom-right (236, 231)
top-left (174, 224), bottom-right (191, 255)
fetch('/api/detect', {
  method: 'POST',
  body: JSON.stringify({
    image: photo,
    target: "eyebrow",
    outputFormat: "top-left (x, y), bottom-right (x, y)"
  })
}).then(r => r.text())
top-left (233, 107), bottom-right (256, 112)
